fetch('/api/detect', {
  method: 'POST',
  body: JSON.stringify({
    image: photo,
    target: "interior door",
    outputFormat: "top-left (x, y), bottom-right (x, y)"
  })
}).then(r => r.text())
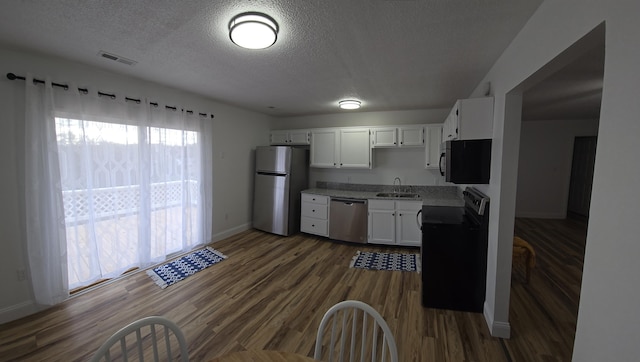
top-left (567, 136), bottom-right (597, 217)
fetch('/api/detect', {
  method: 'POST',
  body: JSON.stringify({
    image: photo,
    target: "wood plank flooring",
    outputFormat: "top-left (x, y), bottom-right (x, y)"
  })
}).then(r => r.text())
top-left (0, 217), bottom-right (586, 361)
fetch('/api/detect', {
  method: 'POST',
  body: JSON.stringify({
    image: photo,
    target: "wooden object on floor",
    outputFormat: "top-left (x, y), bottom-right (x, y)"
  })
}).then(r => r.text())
top-left (314, 300), bottom-right (398, 362)
top-left (0, 217), bottom-right (586, 361)
top-left (208, 350), bottom-right (316, 362)
top-left (512, 236), bottom-right (536, 283)
top-left (90, 316), bottom-right (189, 362)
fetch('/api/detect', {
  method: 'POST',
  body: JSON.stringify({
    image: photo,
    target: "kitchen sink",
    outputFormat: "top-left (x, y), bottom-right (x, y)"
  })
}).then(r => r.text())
top-left (375, 192), bottom-right (421, 199)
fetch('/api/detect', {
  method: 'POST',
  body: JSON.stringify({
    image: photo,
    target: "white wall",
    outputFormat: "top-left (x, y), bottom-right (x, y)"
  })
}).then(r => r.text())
top-left (516, 119), bottom-right (599, 218)
top-left (274, 109), bottom-right (449, 187)
top-left (0, 46), bottom-right (272, 323)
top-left (468, 0), bottom-right (640, 360)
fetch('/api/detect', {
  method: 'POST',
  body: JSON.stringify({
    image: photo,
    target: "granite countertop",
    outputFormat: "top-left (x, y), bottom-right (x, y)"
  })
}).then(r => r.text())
top-left (302, 182), bottom-right (464, 207)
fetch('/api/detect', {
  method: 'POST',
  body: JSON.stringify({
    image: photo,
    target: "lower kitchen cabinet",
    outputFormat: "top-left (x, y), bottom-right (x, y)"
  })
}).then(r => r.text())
top-left (368, 199), bottom-right (422, 247)
top-left (300, 193), bottom-right (330, 237)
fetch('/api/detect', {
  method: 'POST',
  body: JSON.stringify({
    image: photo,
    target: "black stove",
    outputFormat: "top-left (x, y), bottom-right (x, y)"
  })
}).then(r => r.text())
top-left (420, 187), bottom-right (490, 312)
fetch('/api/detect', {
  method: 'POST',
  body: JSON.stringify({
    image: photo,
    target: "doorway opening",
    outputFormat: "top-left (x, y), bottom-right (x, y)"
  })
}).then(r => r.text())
top-left (505, 23), bottom-right (604, 359)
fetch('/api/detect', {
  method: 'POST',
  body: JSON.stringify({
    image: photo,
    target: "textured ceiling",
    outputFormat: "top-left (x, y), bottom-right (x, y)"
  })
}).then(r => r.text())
top-left (0, 0), bottom-right (546, 117)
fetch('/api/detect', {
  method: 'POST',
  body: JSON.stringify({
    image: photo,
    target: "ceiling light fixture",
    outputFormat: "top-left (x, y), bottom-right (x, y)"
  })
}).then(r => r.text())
top-left (339, 100), bottom-right (362, 110)
top-left (229, 12), bottom-right (279, 50)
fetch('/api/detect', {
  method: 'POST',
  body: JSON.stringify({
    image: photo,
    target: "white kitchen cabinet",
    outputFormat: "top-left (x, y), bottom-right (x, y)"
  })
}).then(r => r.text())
top-left (370, 127), bottom-right (397, 147)
top-left (310, 128), bottom-right (371, 169)
top-left (310, 129), bottom-right (338, 167)
top-left (339, 128), bottom-right (371, 168)
top-left (371, 126), bottom-right (424, 148)
top-left (367, 200), bottom-right (395, 244)
top-left (395, 201), bottom-right (422, 247)
top-left (398, 126), bottom-right (424, 147)
top-left (270, 129), bottom-right (310, 145)
top-left (443, 97), bottom-right (494, 141)
top-left (300, 193), bottom-right (330, 237)
top-left (425, 124), bottom-right (443, 169)
top-left (368, 199), bottom-right (422, 246)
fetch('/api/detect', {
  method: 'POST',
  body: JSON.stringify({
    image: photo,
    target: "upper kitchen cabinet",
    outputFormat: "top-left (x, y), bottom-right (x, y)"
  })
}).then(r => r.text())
top-left (370, 127), bottom-right (397, 147)
top-left (310, 128), bottom-right (371, 169)
top-left (442, 97), bottom-right (494, 141)
top-left (270, 129), bottom-right (310, 145)
top-left (398, 126), bottom-right (424, 147)
top-left (371, 126), bottom-right (424, 148)
top-left (425, 124), bottom-right (443, 169)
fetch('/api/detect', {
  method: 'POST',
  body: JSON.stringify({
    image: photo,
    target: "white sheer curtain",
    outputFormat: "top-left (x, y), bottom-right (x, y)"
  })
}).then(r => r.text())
top-left (25, 74), bottom-right (212, 303)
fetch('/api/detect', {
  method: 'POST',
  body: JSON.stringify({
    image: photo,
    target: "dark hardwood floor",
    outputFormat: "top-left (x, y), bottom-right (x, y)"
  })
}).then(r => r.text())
top-left (0, 217), bottom-right (586, 361)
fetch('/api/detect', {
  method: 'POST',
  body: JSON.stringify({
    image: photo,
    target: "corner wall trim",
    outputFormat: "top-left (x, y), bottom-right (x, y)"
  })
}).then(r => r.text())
top-left (484, 301), bottom-right (512, 338)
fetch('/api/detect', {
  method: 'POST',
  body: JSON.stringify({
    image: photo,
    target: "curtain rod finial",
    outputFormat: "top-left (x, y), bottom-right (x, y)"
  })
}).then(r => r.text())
top-left (6, 73), bottom-right (17, 80)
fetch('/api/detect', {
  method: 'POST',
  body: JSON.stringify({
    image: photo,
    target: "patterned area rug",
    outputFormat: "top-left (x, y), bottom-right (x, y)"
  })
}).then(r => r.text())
top-left (147, 246), bottom-right (227, 289)
top-left (349, 251), bottom-right (421, 272)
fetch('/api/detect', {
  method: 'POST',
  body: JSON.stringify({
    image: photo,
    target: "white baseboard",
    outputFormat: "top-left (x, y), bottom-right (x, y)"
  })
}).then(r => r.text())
top-left (0, 300), bottom-right (39, 325)
top-left (483, 301), bottom-right (511, 339)
top-left (211, 222), bottom-right (251, 242)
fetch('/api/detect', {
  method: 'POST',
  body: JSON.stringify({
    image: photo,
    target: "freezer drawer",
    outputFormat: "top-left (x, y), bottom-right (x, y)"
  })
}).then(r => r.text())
top-left (253, 173), bottom-right (289, 235)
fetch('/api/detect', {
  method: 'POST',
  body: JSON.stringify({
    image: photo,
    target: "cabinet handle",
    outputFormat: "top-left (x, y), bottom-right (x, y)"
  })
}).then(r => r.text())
top-left (312, 209), bottom-right (315, 212)
top-left (312, 224), bottom-right (315, 227)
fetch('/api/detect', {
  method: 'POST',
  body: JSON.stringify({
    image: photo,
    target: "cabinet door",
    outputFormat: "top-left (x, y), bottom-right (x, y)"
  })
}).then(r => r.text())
top-left (368, 208), bottom-right (395, 244)
top-left (398, 126), bottom-right (424, 147)
top-left (288, 130), bottom-right (310, 145)
top-left (371, 128), bottom-right (397, 147)
top-left (395, 201), bottom-right (422, 247)
top-left (270, 131), bottom-right (290, 145)
top-left (425, 124), bottom-right (443, 169)
top-left (310, 130), bottom-right (338, 168)
top-left (457, 97), bottom-right (494, 140)
top-left (339, 128), bottom-right (371, 169)
top-left (443, 107), bottom-right (458, 141)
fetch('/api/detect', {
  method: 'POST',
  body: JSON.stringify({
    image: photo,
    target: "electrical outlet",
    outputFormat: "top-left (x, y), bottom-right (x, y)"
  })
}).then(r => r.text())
top-left (17, 268), bottom-right (26, 281)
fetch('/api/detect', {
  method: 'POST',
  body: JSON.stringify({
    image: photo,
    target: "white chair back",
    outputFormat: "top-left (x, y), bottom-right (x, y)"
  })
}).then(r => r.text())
top-left (314, 300), bottom-right (398, 362)
top-left (90, 316), bottom-right (189, 362)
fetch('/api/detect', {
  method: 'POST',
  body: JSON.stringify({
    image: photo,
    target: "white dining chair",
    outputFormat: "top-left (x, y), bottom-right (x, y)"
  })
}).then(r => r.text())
top-left (314, 300), bottom-right (398, 362)
top-left (90, 315), bottom-right (189, 362)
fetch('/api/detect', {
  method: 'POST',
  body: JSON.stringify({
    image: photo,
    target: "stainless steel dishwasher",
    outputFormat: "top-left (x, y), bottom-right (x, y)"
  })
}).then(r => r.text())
top-left (329, 198), bottom-right (368, 243)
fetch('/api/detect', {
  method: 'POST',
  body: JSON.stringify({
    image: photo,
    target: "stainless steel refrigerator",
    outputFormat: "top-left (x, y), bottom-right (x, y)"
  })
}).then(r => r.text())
top-left (252, 146), bottom-right (308, 236)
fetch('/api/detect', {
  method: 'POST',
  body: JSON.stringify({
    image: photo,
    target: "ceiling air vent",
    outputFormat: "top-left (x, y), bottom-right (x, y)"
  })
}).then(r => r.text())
top-left (98, 51), bottom-right (137, 66)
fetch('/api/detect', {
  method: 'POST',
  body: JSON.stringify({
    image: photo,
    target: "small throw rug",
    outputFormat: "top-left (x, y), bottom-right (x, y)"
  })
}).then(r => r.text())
top-left (349, 251), bottom-right (421, 272)
top-left (147, 246), bottom-right (227, 289)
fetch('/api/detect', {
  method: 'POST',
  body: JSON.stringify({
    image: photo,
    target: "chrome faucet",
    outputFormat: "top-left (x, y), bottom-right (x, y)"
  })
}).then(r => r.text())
top-left (393, 177), bottom-right (402, 193)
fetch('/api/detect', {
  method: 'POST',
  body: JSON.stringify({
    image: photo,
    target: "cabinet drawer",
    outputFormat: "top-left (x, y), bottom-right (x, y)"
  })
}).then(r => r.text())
top-left (301, 202), bottom-right (328, 219)
top-left (301, 193), bottom-right (329, 205)
top-left (301, 217), bottom-right (328, 236)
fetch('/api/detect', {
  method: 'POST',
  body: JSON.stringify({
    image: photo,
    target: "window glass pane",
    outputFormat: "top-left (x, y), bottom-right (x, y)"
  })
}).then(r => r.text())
top-left (55, 117), bottom-right (202, 289)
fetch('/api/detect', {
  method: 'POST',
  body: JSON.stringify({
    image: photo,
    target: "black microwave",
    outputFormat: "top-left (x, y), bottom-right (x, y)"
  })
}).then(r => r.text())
top-left (439, 139), bottom-right (492, 184)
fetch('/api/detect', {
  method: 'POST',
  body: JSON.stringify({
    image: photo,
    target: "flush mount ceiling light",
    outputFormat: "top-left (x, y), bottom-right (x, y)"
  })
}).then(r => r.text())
top-left (229, 12), bottom-right (279, 49)
top-left (339, 100), bottom-right (362, 110)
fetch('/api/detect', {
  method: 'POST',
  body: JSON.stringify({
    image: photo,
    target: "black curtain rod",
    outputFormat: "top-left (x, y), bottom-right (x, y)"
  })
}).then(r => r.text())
top-left (6, 73), bottom-right (214, 119)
